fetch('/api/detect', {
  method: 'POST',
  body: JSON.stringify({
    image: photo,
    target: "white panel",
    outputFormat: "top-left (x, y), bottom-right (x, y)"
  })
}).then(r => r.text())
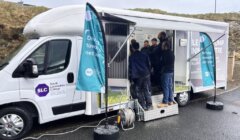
top-left (23, 5), bottom-right (228, 38)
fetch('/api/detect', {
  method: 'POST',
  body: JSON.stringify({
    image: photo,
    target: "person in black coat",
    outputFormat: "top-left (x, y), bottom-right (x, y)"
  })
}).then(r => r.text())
top-left (141, 40), bottom-right (152, 93)
top-left (148, 38), bottom-right (159, 86)
top-left (158, 31), bottom-right (168, 49)
top-left (129, 42), bottom-right (153, 110)
top-left (130, 39), bottom-right (136, 54)
top-left (141, 40), bottom-right (151, 55)
top-left (153, 32), bottom-right (169, 90)
top-left (158, 41), bottom-right (175, 108)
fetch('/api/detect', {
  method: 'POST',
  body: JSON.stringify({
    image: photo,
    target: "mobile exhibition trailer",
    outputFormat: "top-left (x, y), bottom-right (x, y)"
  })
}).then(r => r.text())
top-left (0, 5), bottom-right (229, 139)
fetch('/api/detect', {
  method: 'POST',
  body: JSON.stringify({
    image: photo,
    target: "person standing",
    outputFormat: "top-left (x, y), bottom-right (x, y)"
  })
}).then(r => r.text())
top-left (158, 31), bottom-right (168, 48)
top-left (158, 41), bottom-right (175, 108)
top-left (155, 31), bottom-right (169, 73)
top-left (130, 39), bottom-right (137, 54)
top-left (153, 32), bottom-right (168, 90)
top-left (129, 42), bottom-right (153, 110)
top-left (149, 38), bottom-right (159, 86)
top-left (141, 40), bottom-right (152, 94)
top-left (141, 40), bottom-right (150, 55)
top-left (129, 39), bottom-right (137, 99)
top-left (149, 38), bottom-right (158, 56)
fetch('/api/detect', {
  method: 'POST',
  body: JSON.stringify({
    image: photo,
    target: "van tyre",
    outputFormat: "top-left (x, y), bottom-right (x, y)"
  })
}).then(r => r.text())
top-left (0, 107), bottom-right (33, 140)
top-left (176, 92), bottom-right (190, 107)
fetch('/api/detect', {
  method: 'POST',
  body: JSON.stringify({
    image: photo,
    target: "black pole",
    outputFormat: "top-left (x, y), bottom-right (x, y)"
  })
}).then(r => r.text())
top-left (100, 10), bottom-right (109, 127)
top-left (211, 35), bottom-right (217, 103)
top-left (91, 2), bottom-right (120, 139)
top-left (104, 64), bottom-right (109, 127)
top-left (203, 33), bottom-right (224, 110)
top-left (201, 33), bottom-right (217, 101)
top-left (86, 3), bottom-right (109, 125)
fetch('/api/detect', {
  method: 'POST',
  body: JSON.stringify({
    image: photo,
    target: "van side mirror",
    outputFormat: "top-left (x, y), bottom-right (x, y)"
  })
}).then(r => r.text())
top-left (23, 58), bottom-right (39, 78)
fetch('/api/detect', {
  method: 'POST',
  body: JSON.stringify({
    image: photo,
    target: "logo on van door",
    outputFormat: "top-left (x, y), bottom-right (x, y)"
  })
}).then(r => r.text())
top-left (35, 84), bottom-right (49, 97)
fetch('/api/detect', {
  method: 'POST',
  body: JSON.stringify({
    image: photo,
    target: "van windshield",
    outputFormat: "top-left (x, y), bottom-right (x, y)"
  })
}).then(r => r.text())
top-left (0, 40), bottom-right (31, 70)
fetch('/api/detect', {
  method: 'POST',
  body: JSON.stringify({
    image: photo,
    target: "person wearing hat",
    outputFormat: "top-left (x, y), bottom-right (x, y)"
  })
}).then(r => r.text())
top-left (129, 42), bottom-right (153, 110)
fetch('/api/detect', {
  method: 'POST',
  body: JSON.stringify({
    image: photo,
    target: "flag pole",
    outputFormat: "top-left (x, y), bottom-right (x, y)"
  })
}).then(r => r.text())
top-left (104, 25), bottom-right (109, 128)
top-left (187, 32), bottom-right (223, 110)
top-left (203, 33), bottom-right (224, 111)
top-left (88, 2), bottom-right (120, 140)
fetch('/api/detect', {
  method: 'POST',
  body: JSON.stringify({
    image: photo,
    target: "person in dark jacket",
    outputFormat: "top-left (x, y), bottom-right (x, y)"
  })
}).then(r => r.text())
top-left (154, 31), bottom-right (168, 73)
top-left (158, 31), bottom-right (168, 48)
top-left (149, 38), bottom-right (159, 86)
top-left (141, 40), bottom-right (150, 55)
top-left (149, 38), bottom-right (158, 64)
top-left (129, 39), bottom-right (137, 98)
top-left (153, 32), bottom-right (169, 90)
top-left (141, 40), bottom-right (152, 93)
top-left (158, 41), bottom-right (175, 108)
top-left (130, 39), bottom-right (136, 54)
top-left (129, 42), bottom-right (152, 110)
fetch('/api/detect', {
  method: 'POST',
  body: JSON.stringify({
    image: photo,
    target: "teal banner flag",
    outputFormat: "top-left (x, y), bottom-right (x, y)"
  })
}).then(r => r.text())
top-left (200, 32), bottom-right (215, 87)
top-left (76, 3), bottom-right (106, 93)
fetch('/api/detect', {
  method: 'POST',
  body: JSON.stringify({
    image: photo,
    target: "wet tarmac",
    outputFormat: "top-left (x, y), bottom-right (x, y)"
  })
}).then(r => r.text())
top-left (24, 87), bottom-right (240, 140)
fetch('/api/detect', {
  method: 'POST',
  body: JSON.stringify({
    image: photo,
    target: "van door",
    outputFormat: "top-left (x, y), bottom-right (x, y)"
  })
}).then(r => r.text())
top-left (174, 31), bottom-right (190, 93)
top-left (17, 37), bottom-right (82, 122)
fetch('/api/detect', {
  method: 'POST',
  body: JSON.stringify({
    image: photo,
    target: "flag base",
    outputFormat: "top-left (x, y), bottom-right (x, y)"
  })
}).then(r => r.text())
top-left (206, 101), bottom-right (224, 110)
top-left (94, 125), bottom-right (119, 140)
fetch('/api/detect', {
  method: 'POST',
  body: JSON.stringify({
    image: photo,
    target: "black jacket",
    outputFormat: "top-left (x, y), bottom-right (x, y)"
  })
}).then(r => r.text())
top-left (141, 46), bottom-right (151, 56)
top-left (161, 50), bottom-right (174, 73)
top-left (148, 45), bottom-right (159, 68)
top-left (129, 51), bottom-right (151, 80)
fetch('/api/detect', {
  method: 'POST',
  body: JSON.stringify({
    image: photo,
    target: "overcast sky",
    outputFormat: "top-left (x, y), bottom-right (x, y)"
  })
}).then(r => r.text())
top-left (5, 0), bottom-right (240, 14)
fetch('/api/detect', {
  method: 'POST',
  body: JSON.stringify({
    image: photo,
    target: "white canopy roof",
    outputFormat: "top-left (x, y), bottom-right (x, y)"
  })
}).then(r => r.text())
top-left (23, 5), bottom-right (228, 38)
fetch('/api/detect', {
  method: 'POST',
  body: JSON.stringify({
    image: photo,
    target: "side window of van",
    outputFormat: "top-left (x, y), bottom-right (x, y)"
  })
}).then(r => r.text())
top-left (13, 40), bottom-right (71, 77)
top-left (29, 43), bottom-right (47, 74)
top-left (45, 40), bottom-right (71, 74)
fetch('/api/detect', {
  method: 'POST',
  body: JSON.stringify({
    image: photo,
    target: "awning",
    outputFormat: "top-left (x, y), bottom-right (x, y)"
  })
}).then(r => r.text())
top-left (112, 14), bottom-right (225, 34)
top-left (99, 13), bottom-right (136, 25)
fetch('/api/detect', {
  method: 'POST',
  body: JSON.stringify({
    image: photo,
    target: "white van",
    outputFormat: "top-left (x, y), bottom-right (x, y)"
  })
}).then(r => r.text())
top-left (0, 5), bottom-right (229, 139)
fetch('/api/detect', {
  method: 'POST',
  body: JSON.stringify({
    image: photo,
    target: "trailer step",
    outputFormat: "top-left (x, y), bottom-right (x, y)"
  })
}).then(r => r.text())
top-left (135, 95), bottom-right (179, 121)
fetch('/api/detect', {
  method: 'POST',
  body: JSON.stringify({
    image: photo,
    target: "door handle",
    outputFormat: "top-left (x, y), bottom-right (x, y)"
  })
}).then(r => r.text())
top-left (67, 73), bottom-right (74, 83)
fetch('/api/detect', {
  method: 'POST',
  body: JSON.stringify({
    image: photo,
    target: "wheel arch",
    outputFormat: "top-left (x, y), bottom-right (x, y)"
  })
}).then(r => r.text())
top-left (0, 101), bottom-right (41, 122)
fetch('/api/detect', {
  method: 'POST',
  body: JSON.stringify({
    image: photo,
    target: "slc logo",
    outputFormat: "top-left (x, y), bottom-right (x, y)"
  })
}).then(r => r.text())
top-left (35, 84), bottom-right (49, 97)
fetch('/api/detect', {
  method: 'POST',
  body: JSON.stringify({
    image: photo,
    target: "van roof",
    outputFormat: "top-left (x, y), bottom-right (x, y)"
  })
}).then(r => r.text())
top-left (23, 5), bottom-right (229, 38)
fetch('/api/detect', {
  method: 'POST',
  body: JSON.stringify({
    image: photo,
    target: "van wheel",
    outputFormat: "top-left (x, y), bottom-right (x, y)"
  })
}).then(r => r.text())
top-left (176, 92), bottom-right (190, 107)
top-left (0, 107), bottom-right (33, 140)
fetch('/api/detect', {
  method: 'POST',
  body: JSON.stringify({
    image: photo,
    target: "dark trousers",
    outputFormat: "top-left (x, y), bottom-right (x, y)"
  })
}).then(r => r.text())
top-left (133, 75), bottom-right (152, 109)
top-left (151, 68), bottom-right (161, 89)
top-left (161, 73), bottom-right (174, 104)
top-left (147, 76), bottom-right (152, 93)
